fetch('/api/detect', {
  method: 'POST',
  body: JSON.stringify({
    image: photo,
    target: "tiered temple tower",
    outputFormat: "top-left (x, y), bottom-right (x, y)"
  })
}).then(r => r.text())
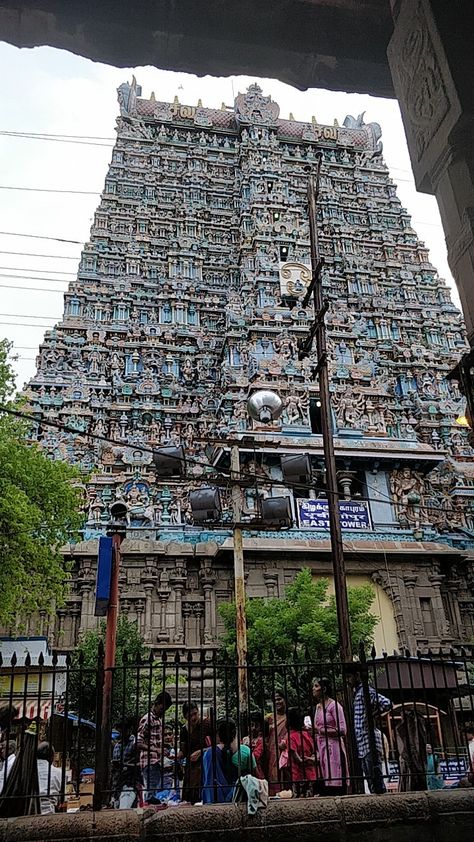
top-left (15, 80), bottom-right (474, 653)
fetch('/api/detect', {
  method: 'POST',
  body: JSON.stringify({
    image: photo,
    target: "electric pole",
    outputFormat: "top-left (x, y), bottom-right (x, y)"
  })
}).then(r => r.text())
top-left (300, 157), bottom-right (353, 663)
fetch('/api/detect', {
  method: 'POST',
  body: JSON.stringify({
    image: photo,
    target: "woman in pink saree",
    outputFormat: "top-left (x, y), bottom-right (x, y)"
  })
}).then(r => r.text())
top-left (313, 677), bottom-right (348, 795)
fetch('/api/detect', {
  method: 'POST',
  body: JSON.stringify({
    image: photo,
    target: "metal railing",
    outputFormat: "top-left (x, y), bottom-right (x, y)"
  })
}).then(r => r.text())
top-left (0, 644), bottom-right (473, 815)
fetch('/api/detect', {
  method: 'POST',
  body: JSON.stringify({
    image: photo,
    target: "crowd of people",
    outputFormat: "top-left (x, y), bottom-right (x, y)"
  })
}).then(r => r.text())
top-left (1, 671), bottom-right (473, 814)
top-left (109, 671), bottom-right (474, 807)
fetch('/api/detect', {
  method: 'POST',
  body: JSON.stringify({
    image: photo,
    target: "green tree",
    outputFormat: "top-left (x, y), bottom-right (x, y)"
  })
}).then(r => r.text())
top-left (0, 339), bottom-right (83, 626)
top-left (219, 569), bottom-right (378, 662)
top-left (69, 616), bottom-right (147, 723)
top-left (218, 569), bottom-right (379, 708)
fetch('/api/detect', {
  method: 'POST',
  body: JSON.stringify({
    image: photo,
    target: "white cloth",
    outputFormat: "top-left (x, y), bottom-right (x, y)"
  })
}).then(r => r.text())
top-left (0, 754), bottom-right (15, 795)
top-left (37, 759), bottom-right (62, 814)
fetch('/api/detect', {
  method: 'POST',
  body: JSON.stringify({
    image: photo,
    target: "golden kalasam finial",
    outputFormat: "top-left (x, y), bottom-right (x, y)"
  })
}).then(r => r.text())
top-left (289, 112), bottom-right (295, 121)
top-left (334, 118), bottom-right (339, 126)
top-left (174, 95), bottom-right (180, 105)
top-left (150, 91), bottom-right (156, 101)
top-left (197, 98), bottom-right (203, 107)
top-left (312, 115), bottom-right (318, 125)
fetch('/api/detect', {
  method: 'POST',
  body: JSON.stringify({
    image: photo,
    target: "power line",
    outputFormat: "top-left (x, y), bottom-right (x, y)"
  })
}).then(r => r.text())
top-left (0, 130), bottom-right (115, 141)
top-left (0, 265), bottom-right (76, 275)
top-left (0, 285), bottom-right (65, 293)
top-left (0, 274), bottom-right (70, 285)
top-left (0, 250), bottom-right (80, 260)
top-left (0, 185), bottom-right (100, 196)
top-left (0, 232), bottom-right (83, 245)
top-left (0, 313), bottom-right (58, 320)
top-left (0, 321), bottom-right (54, 329)
top-left (0, 132), bottom-right (113, 148)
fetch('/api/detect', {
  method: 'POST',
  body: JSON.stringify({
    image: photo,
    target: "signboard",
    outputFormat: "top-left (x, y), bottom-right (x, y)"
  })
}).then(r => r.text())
top-left (95, 536), bottom-right (113, 617)
top-left (386, 757), bottom-right (468, 789)
top-left (297, 499), bottom-right (371, 530)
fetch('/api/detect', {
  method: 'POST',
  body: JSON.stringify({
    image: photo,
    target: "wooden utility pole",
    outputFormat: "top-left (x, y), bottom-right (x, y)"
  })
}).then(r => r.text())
top-left (230, 444), bottom-right (248, 725)
top-left (303, 158), bottom-right (352, 664)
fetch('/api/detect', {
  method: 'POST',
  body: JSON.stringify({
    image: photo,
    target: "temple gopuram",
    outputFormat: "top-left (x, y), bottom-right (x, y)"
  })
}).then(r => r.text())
top-left (13, 80), bottom-right (474, 654)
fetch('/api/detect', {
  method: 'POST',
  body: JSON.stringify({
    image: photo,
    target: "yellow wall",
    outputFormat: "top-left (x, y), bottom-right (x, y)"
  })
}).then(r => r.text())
top-left (313, 574), bottom-right (399, 656)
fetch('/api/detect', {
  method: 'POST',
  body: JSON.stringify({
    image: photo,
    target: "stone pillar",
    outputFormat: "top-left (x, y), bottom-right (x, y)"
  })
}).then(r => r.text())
top-left (142, 560), bottom-right (158, 645)
top-left (78, 560), bottom-right (95, 633)
top-left (193, 602), bottom-right (204, 647)
top-left (403, 575), bottom-right (422, 638)
top-left (170, 561), bottom-right (187, 645)
top-left (388, 0), bottom-right (474, 342)
top-left (136, 599), bottom-right (145, 637)
top-left (199, 559), bottom-right (216, 645)
top-left (55, 608), bottom-right (66, 649)
top-left (157, 588), bottom-right (171, 643)
top-left (428, 571), bottom-right (451, 639)
top-left (263, 571), bottom-right (279, 598)
top-left (182, 601), bottom-right (192, 646)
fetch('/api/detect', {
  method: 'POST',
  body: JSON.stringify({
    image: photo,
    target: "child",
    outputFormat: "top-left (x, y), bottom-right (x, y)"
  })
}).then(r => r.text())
top-left (162, 725), bottom-right (177, 792)
top-left (286, 707), bottom-right (317, 796)
top-left (248, 712), bottom-right (269, 780)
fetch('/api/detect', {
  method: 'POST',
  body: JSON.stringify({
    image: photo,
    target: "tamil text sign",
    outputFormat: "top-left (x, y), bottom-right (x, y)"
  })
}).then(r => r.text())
top-left (297, 499), bottom-right (371, 530)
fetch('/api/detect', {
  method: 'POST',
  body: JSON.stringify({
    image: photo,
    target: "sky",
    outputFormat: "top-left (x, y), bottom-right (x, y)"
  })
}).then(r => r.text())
top-left (0, 41), bottom-right (461, 391)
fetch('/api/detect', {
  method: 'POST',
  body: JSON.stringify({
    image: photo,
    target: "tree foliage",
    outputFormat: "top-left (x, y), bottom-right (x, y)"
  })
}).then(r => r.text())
top-left (219, 568), bottom-right (378, 663)
top-left (0, 339), bottom-right (83, 626)
top-left (69, 616), bottom-right (147, 723)
top-left (218, 569), bottom-right (378, 710)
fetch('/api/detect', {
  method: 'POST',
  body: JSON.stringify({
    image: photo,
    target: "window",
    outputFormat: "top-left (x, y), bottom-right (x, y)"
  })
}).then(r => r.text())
top-left (419, 598), bottom-right (436, 637)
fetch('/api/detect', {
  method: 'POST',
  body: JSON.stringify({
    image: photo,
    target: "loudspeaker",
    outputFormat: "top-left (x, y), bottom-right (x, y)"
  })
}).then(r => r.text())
top-left (281, 454), bottom-right (311, 485)
top-left (189, 488), bottom-right (221, 523)
top-left (153, 445), bottom-right (185, 477)
top-left (261, 496), bottom-right (293, 527)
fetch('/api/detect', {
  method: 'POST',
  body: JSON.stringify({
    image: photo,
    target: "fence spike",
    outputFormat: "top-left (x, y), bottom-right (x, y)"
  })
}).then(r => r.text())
top-left (65, 652), bottom-right (72, 666)
top-left (78, 650), bottom-right (84, 666)
top-left (187, 650), bottom-right (193, 664)
top-left (370, 644), bottom-right (376, 660)
top-left (200, 649), bottom-right (206, 666)
top-left (460, 646), bottom-right (467, 658)
top-left (25, 652), bottom-right (31, 667)
top-left (404, 647), bottom-right (411, 659)
top-left (38, 652), bottom-right (44, 667)
top-left (211, 649), bottom-right (217, 666)
top-left (0, 653), bottom-right (2, 668)
top-left (358, 641), bottom-right (366, 662)
top-left (10, 652), bottom-right (16, 667)
top-left (52, 652), bottom-right (58, 667)
top-left (162, 650), bottom-right (167, 664)
top-left (449, 647), bottom-right (456, 661)
top-left (148, 649), bottom-right (154, 665)
top-left (174, 649), bottom-right (181, 665)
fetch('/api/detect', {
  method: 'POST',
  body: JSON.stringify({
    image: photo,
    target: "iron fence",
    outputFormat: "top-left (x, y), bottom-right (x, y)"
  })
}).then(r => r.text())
top-left (0, 644), bottom-right (473, 815)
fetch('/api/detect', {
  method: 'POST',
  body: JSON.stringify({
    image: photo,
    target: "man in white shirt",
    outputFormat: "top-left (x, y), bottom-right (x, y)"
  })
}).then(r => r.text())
top-left (0, 741), bottom-right (16, 795)
top-left (36, 742), bottom-right (62, 814)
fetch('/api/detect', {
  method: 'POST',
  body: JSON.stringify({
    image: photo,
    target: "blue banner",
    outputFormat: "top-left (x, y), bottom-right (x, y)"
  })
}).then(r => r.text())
top-left (95, 536), bottom-right (113, 617)
top-left (297, 499), bottom-right (371, 530)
